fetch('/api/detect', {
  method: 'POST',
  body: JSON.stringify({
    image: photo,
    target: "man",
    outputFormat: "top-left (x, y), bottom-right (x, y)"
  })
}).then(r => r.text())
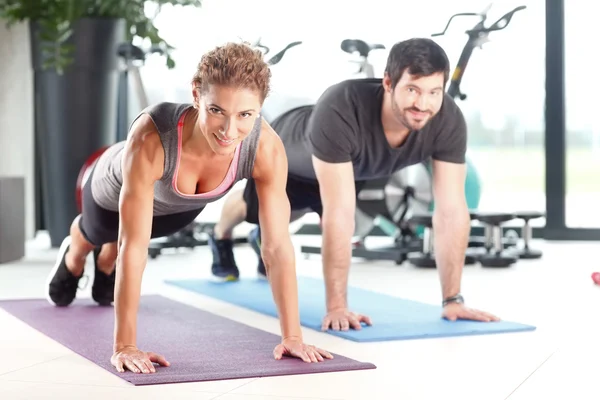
top-left (210, 38), bottom-right (500, 331)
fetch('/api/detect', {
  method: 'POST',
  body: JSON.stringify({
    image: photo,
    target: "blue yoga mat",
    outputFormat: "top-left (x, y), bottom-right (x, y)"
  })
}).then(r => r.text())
top-left (165, 276), bottom-right (535, 342)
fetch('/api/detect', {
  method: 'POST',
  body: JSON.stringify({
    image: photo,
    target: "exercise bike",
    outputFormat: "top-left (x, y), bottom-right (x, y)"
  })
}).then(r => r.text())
top-left (340, 38), bottom-right (386, 78)
top-left (300, 4), bottom-right (527, 265)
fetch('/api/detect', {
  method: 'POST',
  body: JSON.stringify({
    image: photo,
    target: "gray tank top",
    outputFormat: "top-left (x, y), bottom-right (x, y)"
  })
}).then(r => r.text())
top-left (90, 102), bottom-right (261, 216)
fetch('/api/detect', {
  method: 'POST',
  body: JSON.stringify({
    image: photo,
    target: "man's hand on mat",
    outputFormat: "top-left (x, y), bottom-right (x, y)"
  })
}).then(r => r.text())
top-left (321, 308), bottom-right (372, 331)
top-left (442, 303), bottom-right (500, 322)
top-left (111, 345), bottom-right (170, 373)
top-left (273, 337), bottom-right (334, 363)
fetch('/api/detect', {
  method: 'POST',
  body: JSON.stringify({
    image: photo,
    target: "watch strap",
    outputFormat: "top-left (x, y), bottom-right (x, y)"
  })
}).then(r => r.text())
top-left (442, 294), bottom-right (464, 307)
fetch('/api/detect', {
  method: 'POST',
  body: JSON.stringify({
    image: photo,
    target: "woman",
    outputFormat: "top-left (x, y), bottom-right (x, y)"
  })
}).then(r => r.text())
top-left (46, 42), bottom-right (332, 373)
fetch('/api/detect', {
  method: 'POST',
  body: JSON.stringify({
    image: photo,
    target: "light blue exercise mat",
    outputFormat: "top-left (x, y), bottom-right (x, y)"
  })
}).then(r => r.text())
top-left (164, 276), bottom-right (536, 342)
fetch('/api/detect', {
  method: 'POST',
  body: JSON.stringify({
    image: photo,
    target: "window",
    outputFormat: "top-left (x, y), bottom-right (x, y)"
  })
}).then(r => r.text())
top-left (564, 4), bottom-right (600, 228)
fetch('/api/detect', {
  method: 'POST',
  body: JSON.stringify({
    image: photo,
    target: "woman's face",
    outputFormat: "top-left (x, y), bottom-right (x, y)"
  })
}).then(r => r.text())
top-left (193, 84), bottom-right (262, 156)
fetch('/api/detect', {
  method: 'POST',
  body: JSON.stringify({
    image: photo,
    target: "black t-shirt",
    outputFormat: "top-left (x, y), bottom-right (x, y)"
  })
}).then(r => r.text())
top-left (276, 78), bottom-right (467, 182)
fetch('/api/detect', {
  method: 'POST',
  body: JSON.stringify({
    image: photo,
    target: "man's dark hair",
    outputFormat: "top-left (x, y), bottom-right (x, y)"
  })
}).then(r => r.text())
top-left (384, 38), bottom-right (450, 88)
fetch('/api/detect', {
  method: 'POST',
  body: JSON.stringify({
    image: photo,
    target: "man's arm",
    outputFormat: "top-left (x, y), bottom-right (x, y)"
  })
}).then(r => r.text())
top-left (432, 159), bottom-right (500, 322)
top-left (114, 117), bottom-right (163, 352)
top-left (253, 123), bottom-right (301, 341)
top-left (311, 157), bottom-right (356, 316)
top-left (431, 159), bottom-right (470, 300)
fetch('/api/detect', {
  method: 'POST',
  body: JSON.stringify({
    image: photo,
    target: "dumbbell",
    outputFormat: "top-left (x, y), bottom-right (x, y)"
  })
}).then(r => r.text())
top-left (407, 212), bottom-right (477, 268)
top-left (513, 211), bottom-right (544, 259)
top-left (476, 212), bottom-right (519, 267)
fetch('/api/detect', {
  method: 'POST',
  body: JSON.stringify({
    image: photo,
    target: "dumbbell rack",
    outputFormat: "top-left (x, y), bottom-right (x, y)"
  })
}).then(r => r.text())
top-left (407, 210), bottom-right (545, 268)
top-left (300, 234), bottom-right (422, 265)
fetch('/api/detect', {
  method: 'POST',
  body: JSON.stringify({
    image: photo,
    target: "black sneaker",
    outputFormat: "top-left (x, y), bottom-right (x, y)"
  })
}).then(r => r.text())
top-left (91, 247), bottom-right (115, 306)
top-left (46, 237), bottom-right (86, 307)
top-left (248, 227), bottom-right (267, 279)
top-left (208, 233), bottom-right (239, 281)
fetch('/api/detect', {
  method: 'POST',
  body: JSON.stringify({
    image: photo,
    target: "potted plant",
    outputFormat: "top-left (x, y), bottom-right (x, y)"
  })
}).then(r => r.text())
top-left (0, 0), bottom-right (202, 247)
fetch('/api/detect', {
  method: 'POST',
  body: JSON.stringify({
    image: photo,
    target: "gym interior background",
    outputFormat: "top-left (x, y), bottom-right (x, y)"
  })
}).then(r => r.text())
top-left (1, 0), bottom-right (598, 246)
top-left (0, 0), bottom-right (598, 399)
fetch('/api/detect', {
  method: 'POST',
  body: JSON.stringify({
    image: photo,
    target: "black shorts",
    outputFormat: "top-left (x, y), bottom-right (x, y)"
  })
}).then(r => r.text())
top-left (243, 174), bottom-right (366, 224)
top-left (78, 168), bottom-right (204, 246)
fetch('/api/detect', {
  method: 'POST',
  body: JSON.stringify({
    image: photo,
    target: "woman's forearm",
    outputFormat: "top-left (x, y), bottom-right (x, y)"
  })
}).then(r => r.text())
top-left (263, 239), bottom-right (303, 340)
top-left (113, 245), bottom-right (147, 352)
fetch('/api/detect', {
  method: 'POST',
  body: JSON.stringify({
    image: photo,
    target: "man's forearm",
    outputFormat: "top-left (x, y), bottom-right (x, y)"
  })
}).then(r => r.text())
top-left (263, 239), bottom-right (303, 340)
top-left (113, 246), bottom-right (146, 352)
top-left (321, 216), bottom-right (353, 311)
top-left (433, 208), bottom-right (471, 299)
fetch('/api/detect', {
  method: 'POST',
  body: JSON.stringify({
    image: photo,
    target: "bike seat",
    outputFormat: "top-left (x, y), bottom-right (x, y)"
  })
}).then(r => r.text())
top-left (341, 39), bottom-right (385, 58)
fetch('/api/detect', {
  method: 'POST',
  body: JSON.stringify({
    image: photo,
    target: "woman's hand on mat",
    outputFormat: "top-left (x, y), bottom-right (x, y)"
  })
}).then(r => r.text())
top-left (442, 303), bottom-right (500, 322)
top-left (321, 308), bottom-right (372, 331)
top-left (274, 337), bottom-right (334, 363)
top-left (111, 345), bottom-right (170, 373)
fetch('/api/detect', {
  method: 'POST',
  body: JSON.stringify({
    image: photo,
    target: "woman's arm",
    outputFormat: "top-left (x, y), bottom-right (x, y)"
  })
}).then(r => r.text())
top-left (252, 121), bottom-right (301, 340)
top-left (253, 120), bottom-right (332, 362)
top-left (113, 115), bottom-right (164, 353)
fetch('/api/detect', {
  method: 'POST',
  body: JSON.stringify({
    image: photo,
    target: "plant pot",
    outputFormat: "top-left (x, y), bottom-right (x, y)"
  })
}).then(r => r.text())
top-left (30, 18), bottom-right (125, 247)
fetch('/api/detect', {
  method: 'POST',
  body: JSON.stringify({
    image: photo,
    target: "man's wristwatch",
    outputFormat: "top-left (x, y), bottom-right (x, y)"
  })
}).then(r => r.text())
top-left (442, 294), bottom-right (464, 307)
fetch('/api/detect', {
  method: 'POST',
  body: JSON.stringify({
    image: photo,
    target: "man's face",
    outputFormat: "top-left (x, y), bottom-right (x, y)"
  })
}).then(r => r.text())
top-left (386, 71), bottom-right (445, 131)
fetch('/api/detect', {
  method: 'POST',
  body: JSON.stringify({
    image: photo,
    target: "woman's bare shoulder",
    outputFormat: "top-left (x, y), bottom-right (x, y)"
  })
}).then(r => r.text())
top-left (122, 114), bottom-right (165, 181)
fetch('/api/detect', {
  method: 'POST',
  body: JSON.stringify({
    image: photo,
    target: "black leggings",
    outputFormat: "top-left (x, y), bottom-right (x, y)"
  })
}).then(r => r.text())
top-left (78, 170), bottom-right (203, 247)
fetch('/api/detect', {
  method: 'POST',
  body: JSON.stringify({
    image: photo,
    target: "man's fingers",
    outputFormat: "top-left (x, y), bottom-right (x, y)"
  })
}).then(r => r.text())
top-left (465, 309), bottom-right (492, 322)
top-left (147, 352), bottom-right (170, 367)
top-left (321, 317), bottom-right (331, 332)
top-left (348, 316), bottom-right (362, 330)
top-left (485, 311), bottom-right (501, 321)
top-left (462, 308), bottom-right (500, 322)
top-left (445, 313), bottom-right (457, 321)
top-left (479, 311), bottom-right (500, 322)
top-left (359, 314), bottom-right (373, 326)
top-left (331, 319), bottom-right (341, 331)
top-left (340, 319), bottom-right (350, 331)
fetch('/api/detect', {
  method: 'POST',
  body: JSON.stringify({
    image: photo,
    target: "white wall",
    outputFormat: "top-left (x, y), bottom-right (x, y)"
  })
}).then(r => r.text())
top-left (0, 21), bottom-right (35, 239)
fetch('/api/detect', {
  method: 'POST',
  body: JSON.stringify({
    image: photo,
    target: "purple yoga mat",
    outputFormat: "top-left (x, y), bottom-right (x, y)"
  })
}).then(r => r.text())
top-left (0, 295), bottom-right (376, 385)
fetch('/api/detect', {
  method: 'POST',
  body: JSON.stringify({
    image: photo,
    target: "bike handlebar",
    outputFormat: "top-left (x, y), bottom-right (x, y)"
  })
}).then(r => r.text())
top-left (432, 4), bottom-right (526, 37)
top-left (250, 39), bottom-right (302, 65)
top-left (267, 41), bottom-right (302, 65)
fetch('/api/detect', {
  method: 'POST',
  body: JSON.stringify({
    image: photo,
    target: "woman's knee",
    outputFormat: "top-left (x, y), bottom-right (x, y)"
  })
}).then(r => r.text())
top-left (96, 242), bottom-right (118, 271)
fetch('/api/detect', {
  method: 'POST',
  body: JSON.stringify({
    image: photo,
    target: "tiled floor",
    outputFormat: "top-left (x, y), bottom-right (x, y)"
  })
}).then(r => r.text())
top-left (0, 231), bottom-right (598, 400)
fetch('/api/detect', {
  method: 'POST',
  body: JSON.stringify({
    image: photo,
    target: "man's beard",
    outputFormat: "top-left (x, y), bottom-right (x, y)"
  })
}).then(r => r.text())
top-left (391, 95), bottom-right (431, 131)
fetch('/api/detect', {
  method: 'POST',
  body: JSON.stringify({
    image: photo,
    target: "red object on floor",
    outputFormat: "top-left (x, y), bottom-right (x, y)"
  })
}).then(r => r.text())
top-left (592, 272), bottom-right (600, 285)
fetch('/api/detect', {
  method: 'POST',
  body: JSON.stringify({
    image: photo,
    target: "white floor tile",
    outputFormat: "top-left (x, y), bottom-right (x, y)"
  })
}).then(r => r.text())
top-left (506, 337), bottom-right (600, 400)
top-left (0, 234), bottom-right (598, 399)
top-left (0, 380), bottom-right (221, 400)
